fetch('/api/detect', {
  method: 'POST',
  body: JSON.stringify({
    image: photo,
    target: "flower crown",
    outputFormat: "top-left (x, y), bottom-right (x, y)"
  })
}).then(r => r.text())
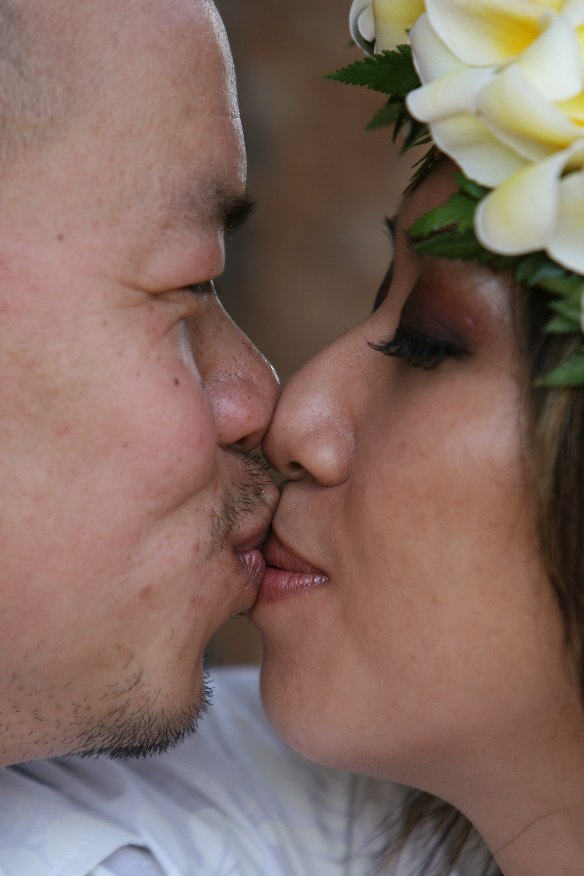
top-left (328, 0), bottom-right (584, 387)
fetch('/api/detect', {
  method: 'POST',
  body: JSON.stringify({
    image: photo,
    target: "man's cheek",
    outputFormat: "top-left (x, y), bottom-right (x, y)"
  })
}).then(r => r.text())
top-left (108, 368), bottom-right (220, 505)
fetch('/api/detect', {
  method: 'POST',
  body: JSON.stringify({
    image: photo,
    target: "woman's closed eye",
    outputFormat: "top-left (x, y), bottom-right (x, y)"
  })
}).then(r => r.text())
top-left (369, 323), bottom-right (468, 370)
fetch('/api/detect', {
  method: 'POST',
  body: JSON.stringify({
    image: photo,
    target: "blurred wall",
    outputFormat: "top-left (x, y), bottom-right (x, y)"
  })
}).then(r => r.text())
top-left (209, 0), bottom-right (412, 665)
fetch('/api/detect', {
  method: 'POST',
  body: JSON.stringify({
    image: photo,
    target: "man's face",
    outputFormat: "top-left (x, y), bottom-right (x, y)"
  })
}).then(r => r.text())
top-left (0, 0), bottom-right (278, 765)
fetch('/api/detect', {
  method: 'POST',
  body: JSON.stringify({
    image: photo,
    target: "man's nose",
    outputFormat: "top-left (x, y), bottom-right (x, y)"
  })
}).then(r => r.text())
top-left (208, 354), bottom-right (279, 453)
top-left (194, 303), bottom-right (280, 453)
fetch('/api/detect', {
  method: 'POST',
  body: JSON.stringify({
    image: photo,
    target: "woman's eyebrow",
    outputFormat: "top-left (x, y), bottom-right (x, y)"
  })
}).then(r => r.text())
top-left (375, 210), bottom-right (424, 311)
top-left (385, 215), bottom-right (396, 245)
top-left (384, 207), bottom-right (422, 258)
top-left (387, 213), bottom-right (420, 255)
top-left (371, 218), bottom-right (398, 312)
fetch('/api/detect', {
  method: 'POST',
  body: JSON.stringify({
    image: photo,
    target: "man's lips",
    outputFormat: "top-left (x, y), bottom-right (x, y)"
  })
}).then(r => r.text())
top-left (237, 548), bottom-right (266, 588)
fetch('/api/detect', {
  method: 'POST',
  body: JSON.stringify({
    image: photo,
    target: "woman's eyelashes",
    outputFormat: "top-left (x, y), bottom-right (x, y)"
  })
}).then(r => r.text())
top-left (370, 323), bottom-right (468, 370)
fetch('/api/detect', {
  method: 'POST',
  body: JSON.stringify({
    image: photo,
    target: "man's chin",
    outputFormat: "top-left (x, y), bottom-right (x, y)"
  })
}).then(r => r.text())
top-left (71, 671), bottom-right (214, 761)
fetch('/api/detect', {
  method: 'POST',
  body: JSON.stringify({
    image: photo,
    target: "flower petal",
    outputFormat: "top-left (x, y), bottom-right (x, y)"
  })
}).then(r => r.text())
top-left (560, 0), bottom-right (584, 27)
top-left (429, 114), bottom-right (528, 186)
top-left (475, 150), bottom-right (571, 254)
top-left (409, 13), bottom-right (465, 82)
top-left (358, 5), bottom-right (376, 42)
top-left (408, 68), bottom-right (495, 122)
top-left (559, 91), bottom-right (584, 122)
top-left (372, 0), bottom-right (425, 51)
top-left (425, 0), bottom-right (544, 65)
top-left (477, 64), bottom-right (583, 153)
top-left (548, 168), bottom-right (584, 271)
top-left (349, 0), bottom-right (376, 52)
top-left (516, 12), bottom-right (584, 101)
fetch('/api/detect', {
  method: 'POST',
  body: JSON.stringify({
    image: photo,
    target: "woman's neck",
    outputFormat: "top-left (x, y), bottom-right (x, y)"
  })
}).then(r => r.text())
top-left (445, 709), bottom-right (584, 876)
top-left (491, 799), bottom-right (584, 875)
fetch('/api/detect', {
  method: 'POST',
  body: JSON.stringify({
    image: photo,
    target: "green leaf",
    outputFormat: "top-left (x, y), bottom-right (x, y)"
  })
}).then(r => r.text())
top-left (551, 295), bottom-right (580, 318)
top-left (537, 274), bottom-right (584, 300)
top-left (410, 193), bottom-right (477, 237)
top-left (545, 314), bottom-right (580, 334)
top-left (325, 47), bottom-right (420, 96)
top-left (405, 146), bottom-right (440, 193)
top-left (366, 103), bottom-right (399, 131)
top-left (541, 351), bottom-right (584, 388)
top-left (455, 173), bottom-right (489, 202)
top-left (402, 119), bottom-right (431, 151)
top-left (480, 253), bottom-right (517, 270)
top-left (412, 228), bottom-right (485, 260)
top-left (391, 104), bottom-right (415, 143)
top-left (411, 225), bottom-right (517, 268)
top-left (514, 252), bottom-right (565, 287)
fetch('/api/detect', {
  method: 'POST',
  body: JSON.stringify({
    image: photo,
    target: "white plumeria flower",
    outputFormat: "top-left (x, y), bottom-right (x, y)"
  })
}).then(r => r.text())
top-left (395, 0), bottom-right (584, 274)
top-left (349, 0), bottom-right (584, 273)
top-left (349, 0), bottom-right (424, 54)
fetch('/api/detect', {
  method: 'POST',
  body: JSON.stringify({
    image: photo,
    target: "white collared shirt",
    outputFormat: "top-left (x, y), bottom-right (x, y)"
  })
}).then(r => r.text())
top-left (0, 668), bottom-right (399, 876)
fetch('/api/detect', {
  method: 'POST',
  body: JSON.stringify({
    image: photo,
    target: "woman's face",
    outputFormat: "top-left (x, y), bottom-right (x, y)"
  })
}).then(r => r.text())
top-left (254, 161), bottom-right (573, 791)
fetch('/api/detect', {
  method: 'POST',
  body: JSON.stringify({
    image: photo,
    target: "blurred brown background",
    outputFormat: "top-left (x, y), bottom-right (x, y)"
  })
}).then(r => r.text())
top-left (208, 0), bottom-right (411, 665)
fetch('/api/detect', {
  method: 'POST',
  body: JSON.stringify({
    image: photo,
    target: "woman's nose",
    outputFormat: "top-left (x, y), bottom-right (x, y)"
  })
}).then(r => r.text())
top-left (263, 332), bottom-right (358, 487)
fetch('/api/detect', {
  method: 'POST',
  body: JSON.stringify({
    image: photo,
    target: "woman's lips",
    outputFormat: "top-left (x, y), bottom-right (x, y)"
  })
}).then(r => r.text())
top-left (255, 534), bottom-right (329, 606)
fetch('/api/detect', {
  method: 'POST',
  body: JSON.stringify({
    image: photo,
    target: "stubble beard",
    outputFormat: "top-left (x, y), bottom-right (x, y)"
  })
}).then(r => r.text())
top-left (69, 454), bottom-right (272, 762)
top-left (71, 671), bottom-right (214, 761)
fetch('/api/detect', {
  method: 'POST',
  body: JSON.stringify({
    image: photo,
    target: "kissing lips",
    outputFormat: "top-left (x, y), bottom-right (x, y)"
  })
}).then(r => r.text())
top-left (231, 476), bottom-right (279, 607)
top-left (256, 534), bottom-right (329, 606)
top-left (237, 548), bottom-right (266, 589)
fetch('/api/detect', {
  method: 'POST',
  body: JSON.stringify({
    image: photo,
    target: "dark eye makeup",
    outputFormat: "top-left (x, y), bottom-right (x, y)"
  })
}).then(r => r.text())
top-left (370, 214), bottom-right (473, 370)
top-left (370, 324), bottom-right (468, 370)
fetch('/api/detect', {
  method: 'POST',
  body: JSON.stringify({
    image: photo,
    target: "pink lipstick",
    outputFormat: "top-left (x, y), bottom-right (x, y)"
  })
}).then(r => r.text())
top-left (256, 534), bottom-right (329, 605)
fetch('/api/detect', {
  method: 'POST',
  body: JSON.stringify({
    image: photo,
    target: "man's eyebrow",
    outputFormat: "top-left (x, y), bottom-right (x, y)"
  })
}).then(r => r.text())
top-left (222, 194), bottom-right (257, 234)
top-left (162, 181), bottom-right (257, 237)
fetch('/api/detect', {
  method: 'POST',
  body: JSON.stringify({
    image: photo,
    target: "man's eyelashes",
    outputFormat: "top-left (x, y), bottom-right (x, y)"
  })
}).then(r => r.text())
top-left (183, 281), bottom-right (215, 296)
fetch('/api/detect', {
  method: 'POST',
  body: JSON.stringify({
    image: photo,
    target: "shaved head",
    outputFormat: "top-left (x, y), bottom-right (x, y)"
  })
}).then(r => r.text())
top-left (0, 0), bottom-right (77, 168)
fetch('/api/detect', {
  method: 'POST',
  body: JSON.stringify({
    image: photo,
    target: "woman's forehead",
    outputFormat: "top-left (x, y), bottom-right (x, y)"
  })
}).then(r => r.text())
top-left (398, 158), bottom-right (459, 232)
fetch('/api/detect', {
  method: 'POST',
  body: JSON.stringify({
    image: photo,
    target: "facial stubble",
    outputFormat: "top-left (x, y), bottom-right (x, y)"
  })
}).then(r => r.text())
top-left (71, 455), bottom-right (272, 761)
